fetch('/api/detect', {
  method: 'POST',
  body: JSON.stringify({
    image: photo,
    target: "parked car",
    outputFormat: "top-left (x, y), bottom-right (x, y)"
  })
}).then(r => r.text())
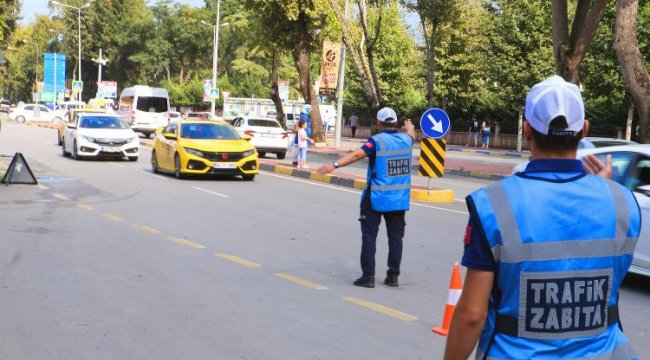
top-left (230, 116), bottom-right (289, 159)
top-left (61, 113), bottom-right (140, 161)
top-left (8, 103), bottom-right (56, 123)
top-left (151, 119), bottom-right (258, 180)
top-left (186, 112), bottom-right (219, 121)
top-left (576, 145), bottom-right (650, 278)
top-left (285, 113), bottom-right (297, 130)
top-left (0, 99), bottom-right (11, 113)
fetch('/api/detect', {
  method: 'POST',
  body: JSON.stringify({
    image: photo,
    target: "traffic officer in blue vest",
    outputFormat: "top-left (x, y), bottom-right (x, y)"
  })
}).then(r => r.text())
top-left (317, 107), bottom-right (416, 288)
top-left (444, 75), bottom-right (641, 359)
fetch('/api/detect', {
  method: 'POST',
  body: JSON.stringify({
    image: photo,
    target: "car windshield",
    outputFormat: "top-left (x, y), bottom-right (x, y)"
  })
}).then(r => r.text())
top-left (248, 119), bottom-right (281, 128)
top-left (135, 96), bottom-right (168, 113)
top-left (79, 116), bottom-right (129, 129)
top-left (181, 123), bottom-right (240, 140)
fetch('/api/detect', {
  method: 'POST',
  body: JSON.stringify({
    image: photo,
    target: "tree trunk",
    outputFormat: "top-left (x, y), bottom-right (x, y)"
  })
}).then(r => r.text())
top-left (552, 0), bottom-right (608, 84)
top-left (360, 0), bottom-right (385, 107)
top-left (328, 0), bottom-right (381, 111)
top-left (615, 0), bottom-right (650, 144)
top-left (292, 13), bottom-right (324, 143)
top-left (269, 50), bottom-right (287, 129)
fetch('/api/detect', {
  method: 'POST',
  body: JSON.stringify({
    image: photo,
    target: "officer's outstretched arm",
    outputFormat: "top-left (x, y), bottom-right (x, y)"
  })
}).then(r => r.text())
top-left (316, 148), bottom-right (366, 175)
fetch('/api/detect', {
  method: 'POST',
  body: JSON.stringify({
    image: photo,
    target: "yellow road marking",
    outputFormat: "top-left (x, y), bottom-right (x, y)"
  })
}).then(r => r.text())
top-left (275, 273), bottom-right (328, 290)
top-left (131, 224), bottom-right (160, 234)
top-left (76, 203), bottom-right (93, 210)
top-left (37, 184), bottom-right (49, 190)
top-left (342, 296), bottom-right (418, 322)
top-left (103, 213), bottom-right (124, 221)
top-left (53, 193), bottom-right (70, 201)
top-left (215, 253), bottom-right (261, 268)
top-left (167, 236), bottom-right (206, 249)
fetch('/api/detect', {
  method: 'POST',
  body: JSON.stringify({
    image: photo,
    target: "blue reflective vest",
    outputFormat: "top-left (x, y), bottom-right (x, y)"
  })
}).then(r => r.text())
top-left (362, 131), bottom-right (413, 212)
top-left (468, 172), bottom-right (641, 360)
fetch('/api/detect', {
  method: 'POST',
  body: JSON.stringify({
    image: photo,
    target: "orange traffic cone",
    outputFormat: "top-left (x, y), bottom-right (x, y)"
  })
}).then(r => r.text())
top-left (432, 262), bottom-right (463, 336)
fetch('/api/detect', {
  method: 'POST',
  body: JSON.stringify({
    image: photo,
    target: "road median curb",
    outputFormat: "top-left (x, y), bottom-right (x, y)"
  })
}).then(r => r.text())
top-left (259, 163), bottom-right (454, 203)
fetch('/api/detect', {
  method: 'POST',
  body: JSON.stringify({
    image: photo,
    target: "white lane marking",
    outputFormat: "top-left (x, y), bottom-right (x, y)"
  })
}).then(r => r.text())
top-left (192, 186), bottom-right (229, 198)
top-left (262, 172), bottom-right (468, 215)
top-left (53, 193), bottom-right (71, 201)
top-left (142, 170), bottom-right (168, 180)
top-left (108, 162), bottom-right (124, 168)
top-left (37, 184), bottom-right (49, 190)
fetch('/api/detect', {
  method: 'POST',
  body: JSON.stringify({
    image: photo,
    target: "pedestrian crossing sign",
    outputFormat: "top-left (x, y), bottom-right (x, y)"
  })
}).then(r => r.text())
top-left (210, 88), bottom-right (220, 99)
top-left (72, 81), bottom-right (83, 91)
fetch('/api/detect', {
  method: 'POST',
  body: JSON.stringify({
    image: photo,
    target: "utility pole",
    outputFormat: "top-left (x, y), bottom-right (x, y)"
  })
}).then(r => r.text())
top-left (334, 0), bottom-right (349, 148)
top-left (92, 48), bottom-right (109, 97)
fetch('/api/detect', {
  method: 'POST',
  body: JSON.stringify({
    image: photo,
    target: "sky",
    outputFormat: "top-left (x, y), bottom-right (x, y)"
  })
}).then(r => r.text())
top-left (20, 0), bottom-right (205, 24)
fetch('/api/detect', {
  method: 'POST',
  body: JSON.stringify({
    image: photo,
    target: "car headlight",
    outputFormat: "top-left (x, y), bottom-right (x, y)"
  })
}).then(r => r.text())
top-left (81, 135), bottom-right (96, 143)
top-left (184, 148), bottom-right (205, 158)
top-left (242, 149), bottom-right (256, 158)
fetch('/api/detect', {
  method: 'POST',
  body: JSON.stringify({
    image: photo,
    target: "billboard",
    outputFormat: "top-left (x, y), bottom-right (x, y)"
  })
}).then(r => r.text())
top-left (319, 41), bottom-right (342, 96)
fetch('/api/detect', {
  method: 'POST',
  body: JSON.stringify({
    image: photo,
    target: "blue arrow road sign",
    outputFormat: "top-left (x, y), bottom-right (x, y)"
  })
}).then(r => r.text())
top-left (420, 108), bottom-right (450, 139)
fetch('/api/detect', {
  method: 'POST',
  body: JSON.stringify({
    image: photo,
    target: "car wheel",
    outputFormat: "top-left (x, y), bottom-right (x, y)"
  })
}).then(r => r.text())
top-left (258, 152), bottom-right (266, 158)
top-left (276, 152), bottom-right (286, 160)
top-left (61, 140), bottom-right (70, 157)
top-left (151, 150), bottom-right (160, 173)
top-left (16, 115), bottom-right (25, 124)
top-left (128, 156), bottom-right (138, 162)
top-left (242, 173), bottom-right (255, 181)
top-left (72, 140), bottom-right (80, 160)
top-left (174, 154), bottom-right (184, 179)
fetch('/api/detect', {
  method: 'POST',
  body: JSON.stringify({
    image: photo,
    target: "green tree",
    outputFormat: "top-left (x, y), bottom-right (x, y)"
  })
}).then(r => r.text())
top-left (243, 0), bottom-right (331, 142)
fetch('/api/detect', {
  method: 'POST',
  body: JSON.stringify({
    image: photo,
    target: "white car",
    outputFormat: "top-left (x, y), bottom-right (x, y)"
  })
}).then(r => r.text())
top-left (231, 116), bottom-right (290, 159)
top-left (576, 145), bottom-right (650, 277)
top-left (9, 103), bottom-right (56, 123)
top-left (515, 145), bottom-right (650, 277)
top-left (52, 101), bottom-right (86, 122)
top-left (61, 113), bottom-right (140, 161)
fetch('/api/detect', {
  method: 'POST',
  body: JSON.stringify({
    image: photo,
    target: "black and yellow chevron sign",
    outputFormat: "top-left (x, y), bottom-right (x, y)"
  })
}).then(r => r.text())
top-left (418, 138), bottom-right (446, 177)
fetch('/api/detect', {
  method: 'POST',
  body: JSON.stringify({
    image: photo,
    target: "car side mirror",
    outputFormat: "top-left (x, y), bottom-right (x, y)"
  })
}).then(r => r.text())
top-left (163, 132), bottom-right (176, 140)
top-left (637, 184), bottom-right (650, 197)
top-left (242, 134), bottom-right (252, 141)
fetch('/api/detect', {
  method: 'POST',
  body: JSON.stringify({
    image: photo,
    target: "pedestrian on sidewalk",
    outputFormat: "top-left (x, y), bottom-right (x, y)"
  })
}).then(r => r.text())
top-left (293, 105), bottom-right (312, 166)
top-left (443, 75), bottom-right (640, 360)
top-left (297, 119), bottom-right (314, 168)
top-left (323, 107), bottom-right (331, 134)
top-left (317, 107), bottom-right (416, 288)
top-left (349, 113), bottom-right (359, 138)
top-left (480, 118), bottom-right (491, 148)
top-left (467, 115), bottom-right (480, 147)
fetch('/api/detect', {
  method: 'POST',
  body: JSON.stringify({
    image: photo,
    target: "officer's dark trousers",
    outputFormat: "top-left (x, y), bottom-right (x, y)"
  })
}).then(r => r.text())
top-left (359, 207), bottom-right (406, 278)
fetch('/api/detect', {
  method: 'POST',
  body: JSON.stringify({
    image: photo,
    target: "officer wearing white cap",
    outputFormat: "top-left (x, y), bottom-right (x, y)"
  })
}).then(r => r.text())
top-left (444, 75), bottom-right (641, 359)
top-left (317, 107), bottom-right (415, 288)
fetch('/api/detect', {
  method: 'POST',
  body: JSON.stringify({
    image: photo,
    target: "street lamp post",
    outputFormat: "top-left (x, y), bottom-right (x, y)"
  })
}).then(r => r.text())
top-left (200, 0), bottom-right (226, 115)
top-left (51, 0), bottom-right (95, 102)
top-left (21, 40), bottom-right (39, 96)
top-left (92, 48), bottom-right (108, 97)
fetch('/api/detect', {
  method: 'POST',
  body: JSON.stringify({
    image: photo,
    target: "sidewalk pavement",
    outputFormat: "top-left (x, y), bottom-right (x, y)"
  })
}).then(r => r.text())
top-left (4, 122), bottom-right (529, 203)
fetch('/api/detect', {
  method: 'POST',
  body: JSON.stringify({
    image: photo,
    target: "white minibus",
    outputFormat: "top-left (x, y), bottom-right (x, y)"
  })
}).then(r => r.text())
top-left (118, 85), bottom-right (170, 138)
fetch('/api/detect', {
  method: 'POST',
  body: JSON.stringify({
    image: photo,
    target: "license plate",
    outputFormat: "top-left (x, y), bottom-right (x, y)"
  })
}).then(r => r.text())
top-left (261, 133), bottom-right (275, 138)
top-left (212, 163), bottom-right (237, 169)
top-left (102, 147), bottom-right (122, 153)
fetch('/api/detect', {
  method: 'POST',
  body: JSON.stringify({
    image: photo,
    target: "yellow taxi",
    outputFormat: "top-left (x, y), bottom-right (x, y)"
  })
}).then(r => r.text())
top-left (151, 120), bottom-right (259, 180)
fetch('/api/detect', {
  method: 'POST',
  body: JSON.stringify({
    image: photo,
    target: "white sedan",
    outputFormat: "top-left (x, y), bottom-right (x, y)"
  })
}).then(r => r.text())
top-left (578, 145), bottom-right (650, 277)
top-left (61, 113), bottom-right (140, 161)
top-left (230, 116), bottom-right (290, 159)
top-left (9, 103), bottom-right (56, 123)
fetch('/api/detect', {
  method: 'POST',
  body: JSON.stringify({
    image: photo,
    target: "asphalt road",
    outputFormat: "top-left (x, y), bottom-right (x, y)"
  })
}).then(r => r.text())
top-left (1, 120), bottom-right (649, 359)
